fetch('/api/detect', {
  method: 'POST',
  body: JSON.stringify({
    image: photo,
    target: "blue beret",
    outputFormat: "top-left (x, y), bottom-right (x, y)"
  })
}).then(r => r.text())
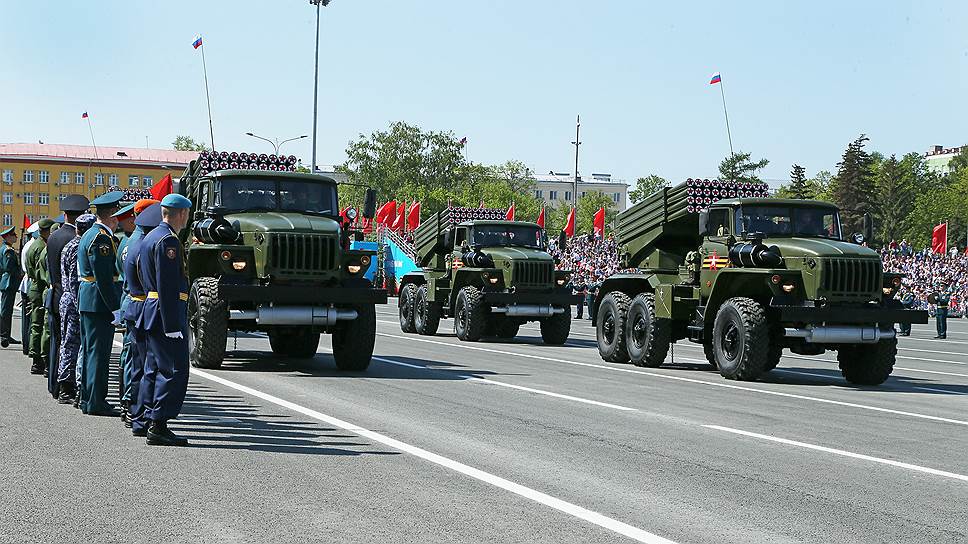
top-left (135, 203), bottom-right (163, 228)
top-left (90, 190), bottom-right (124, 209)
top-left (53, 214), bottom-right (65, 224)
top-left (0, 227), bottom-right (15, 237)
top-left (161, 194), bottom-right (192, 209)
top-left (59, 194), bottom-right (90, 213)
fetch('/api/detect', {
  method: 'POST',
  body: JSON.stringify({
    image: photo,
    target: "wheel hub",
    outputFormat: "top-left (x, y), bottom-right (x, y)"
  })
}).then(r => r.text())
top-left (722, 323), bottom-right (739, 360)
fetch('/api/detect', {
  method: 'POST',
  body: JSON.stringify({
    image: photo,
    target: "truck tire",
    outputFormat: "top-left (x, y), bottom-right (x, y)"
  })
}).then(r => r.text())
top-left (597, 292), bottom-right (631, 364)
top-left (540, 311), bottom-right (570, 345)
top-left (454, 286), bottom-right (487, 342)
top-left (332, 304), bottom-right (376, 371)
top-left (703, 341), bottom-right (718, 369)
top-left (763, 344), bottom-right (783, 373)
top-left (625, 293), bottom-right (671, 367)
top-left (495, 318), bottom-right (520, 339)
top-left (712, 297), bottom-right (768, 381)
top-left (414, 285), bottom-right (441, 336)
top-left (189, 277), bottom-right (228, 369)
top-left (837, 337), bottom-right (896, 385)
top-left (269, 328), bottom-right (320, 359)
top-left (398, 283), bottom-right (417, 333)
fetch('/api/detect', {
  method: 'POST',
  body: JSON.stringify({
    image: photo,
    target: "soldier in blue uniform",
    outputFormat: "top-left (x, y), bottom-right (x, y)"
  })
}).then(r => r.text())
top-left (932, 282), bottom-right (952, 340)
top-left (0, 227), bottom-right (22, 348)
top-left (57, 214), bottom-right (95, 405)
top-left (138, 194), bottom-right (192, 446)
top-left (77, 191), bottom-right (123, 416)
top-left (112, 202), bottom-right (136, 417)
top-left (125, 203), bottom-right (161, 436)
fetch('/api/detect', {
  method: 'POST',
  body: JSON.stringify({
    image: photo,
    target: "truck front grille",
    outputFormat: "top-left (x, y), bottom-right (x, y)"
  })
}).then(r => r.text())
top-left (513, 261), bottom-right (553, 287)
top-left (268, 234), bottom-right (336, 276)
top-left (821, 258), bottom-right (881, 297)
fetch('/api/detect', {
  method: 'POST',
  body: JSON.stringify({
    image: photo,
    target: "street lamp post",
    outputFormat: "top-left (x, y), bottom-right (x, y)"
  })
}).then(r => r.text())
top-left (245, 132), bottom-right (308, 155)
top-left (309, 0), bottom-right (331, 175)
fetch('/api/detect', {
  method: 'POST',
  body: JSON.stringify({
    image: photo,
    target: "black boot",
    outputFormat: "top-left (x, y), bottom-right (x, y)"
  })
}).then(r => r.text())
top-left (120, 403), bottom-right (133, 428)
top-left (29, 357), bottom-right (44, 375)
top-left (146, 421), bottom-right (188, 447)
top-left (57, 383), bottom-right (76, 405)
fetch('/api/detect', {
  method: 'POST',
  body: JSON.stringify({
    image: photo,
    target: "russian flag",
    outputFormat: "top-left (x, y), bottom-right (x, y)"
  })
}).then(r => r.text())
top-left (192, 35), bottom-right (203, 49)
top-left (709, 72), bottom-right (722, 85)
top-left (81, 112), bottom-right (88, 119)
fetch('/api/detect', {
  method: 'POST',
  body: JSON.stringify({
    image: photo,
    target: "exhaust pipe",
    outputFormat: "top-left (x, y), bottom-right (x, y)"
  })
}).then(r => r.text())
top-left (491, 304), bottom-right (565, 317)
top-left (229, 305), bottom-right (358, 326)
top-left (783, 325), bottom-right (895, 344)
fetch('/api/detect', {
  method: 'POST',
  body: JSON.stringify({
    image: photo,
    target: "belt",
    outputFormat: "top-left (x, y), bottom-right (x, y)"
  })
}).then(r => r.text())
top-left (130, 295), bottom-right (146, 302)
top-left (147, 291), bottom-right (189, 302)
top-left (80, 276), bottom-right (120, 282)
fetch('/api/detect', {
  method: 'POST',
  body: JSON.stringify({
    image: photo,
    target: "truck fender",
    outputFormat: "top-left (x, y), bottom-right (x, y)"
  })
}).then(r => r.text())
top-left (399, 272), bottom-right (427, 289)
top-left (449, 269), bottom-right (487, 310)
top-left (594, 275), bottom-right (657, 315)
top-left (702, 269), bottom-right (782, 324)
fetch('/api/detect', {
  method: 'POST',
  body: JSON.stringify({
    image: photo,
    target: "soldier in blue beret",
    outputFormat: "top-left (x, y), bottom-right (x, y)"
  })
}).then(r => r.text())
top-left (77, 191), bottom-right (123, 415)
top-left (138, 193), bottom-right (192, 445)
top-left (0, 226), bottom-right (22, 349)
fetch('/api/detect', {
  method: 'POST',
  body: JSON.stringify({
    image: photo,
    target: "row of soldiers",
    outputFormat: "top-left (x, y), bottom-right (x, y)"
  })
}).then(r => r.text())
top-left (0, 191), bottom-right (194, 446)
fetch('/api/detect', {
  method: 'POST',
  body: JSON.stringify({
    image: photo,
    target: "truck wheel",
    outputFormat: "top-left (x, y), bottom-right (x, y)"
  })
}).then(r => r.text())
top-left (269, 328), bottom-right (320, 359)
top-left (625, 293), bottom-right (671, 368)
top-left (398, 283), bottom-right (417, 333)
top-left (332, 304), bottom-right (376, 371)
top-left (189, 277), bottom-right (228, 369)
top-left (414, 285), bottom-right (441, 336)
top-left (454, 286), bottom-right (487, 342)
top-left (597, 292), bottom-right (631, 364)
top-left (838, 337), bottom-right (896, 385)
top-left (763, 344), bottom-right (782, 373)
top-left (540, 311), bottom-right (570, 345)
top-left (496, 318), bottom-right (520, 339)
top-left (703, 341), bottom-right (717, 369)
top-left (712, 298), bottom-right (768, 381)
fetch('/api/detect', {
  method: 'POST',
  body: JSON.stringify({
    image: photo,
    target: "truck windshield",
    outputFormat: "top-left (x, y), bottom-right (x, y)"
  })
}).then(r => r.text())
top-left (471, 225), bottom-right (543, 248)
top-left (737, 205), bottom-right (841, 239)
top-left (215, 178), bottom-right (337, 216)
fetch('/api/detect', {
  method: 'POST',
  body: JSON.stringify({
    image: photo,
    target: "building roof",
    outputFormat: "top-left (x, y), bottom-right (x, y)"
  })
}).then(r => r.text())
top-left (0, 143), bottom-right (197, 167)
top-left (533, 172), bottom-right (628, 187)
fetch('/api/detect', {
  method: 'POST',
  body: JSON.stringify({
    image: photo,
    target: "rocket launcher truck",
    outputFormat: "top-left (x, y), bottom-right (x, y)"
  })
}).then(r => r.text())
top-left (593, 178), bottom-right (927, 384)
top-left (397, 206), bottom-right (578, 344)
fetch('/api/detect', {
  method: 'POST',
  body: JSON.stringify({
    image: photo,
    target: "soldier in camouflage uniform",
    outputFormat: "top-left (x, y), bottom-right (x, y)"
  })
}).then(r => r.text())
top-left (56, 214), bottom-right (95, 406)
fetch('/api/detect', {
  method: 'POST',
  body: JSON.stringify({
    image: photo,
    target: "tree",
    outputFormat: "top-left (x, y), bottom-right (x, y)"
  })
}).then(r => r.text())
top-left (946, 146), bottom-right (968, 177)
top-left (873, 155), bottom-right (914, 244)
top-left (903, 167), bottom-right (968, 248)
top-left (831, 135), bottom-right (876, 234)
top-left (628, 174), bottom-right (668, 204)
top-left (172, 135), bottom-right (210, 152)
top-left (575, 191), bottom-right (618, 235)
top-left (808, 170), bottom-right (834, 201)
top-left (776, 164), bottom-right (812, 199)
top-left (490, 160), bottom-right (536, 195)
top-left (718, 151), bottom-right (769, 183)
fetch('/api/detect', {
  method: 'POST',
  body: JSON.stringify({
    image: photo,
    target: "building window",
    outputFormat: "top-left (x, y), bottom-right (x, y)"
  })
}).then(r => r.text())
top-left (39, 170), bottom-right (49, 184)
top-left (3, 193), bottom-right (11, 205)
top-left (109, 174), bottom-right (118, 186)
top-left (39, 193), bottom-right (49, 206)
top-left (565, 191), bottom-right (572, 202)
top-left (613, 192), bottom-right (621, 203)
top-left (95, 173), bottom-right (104, 186)
top-left (60, 172), bottom-right (70, 184)
top-left (23, 193), bottom-right (33, 205)
top-left (129, 175), bottom-right (139, 187)
top-left (23, 170), bottom-right (34, 183)
top-left (549, 190), bottom-right (558, 200)
top-left (580, 191), bottom-right (586, 198)
top-left (534, 190), bottom-right (543, 199)
top-left (75, 172), bottom-right (84, 185)
top-left (143, 175), bottom-right (152, 187)
top-left (2, 170), bottom-right (11, 184)
top-left (2, 214), bottom-right (10, 227)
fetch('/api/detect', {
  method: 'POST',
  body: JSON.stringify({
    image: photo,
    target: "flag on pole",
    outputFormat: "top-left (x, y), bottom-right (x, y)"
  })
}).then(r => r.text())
top-left (563, 207), bottom-right (576, 237)
top-left (479, 199), bottom-right (485, 209)
top-left (375, 201), bottom-right (396, 224)
top-left (536, 207), bottom-right (545, 229)
top-left (407, 202), bottom-right (421, 231)
top-left (22, 214), bottom-right (30, 229)
top-left (459, 137), bottom-right (467, 146)
top-left (192, 35), bottom-right (203, 49)
top-left (149, 173), bottom-right (173, 200)
top-left (392, 201), bottom-right (406, 232)
top-left (81, 112), bottom-right (88, 119)
top-left (505, 202), bottom-right (515, 221)
top-left (593, 207), bottom-right (606, 237)
top-left (932, 222), bottom-right (948, 254)
top-left (709, 72), bottom-right (722, 85)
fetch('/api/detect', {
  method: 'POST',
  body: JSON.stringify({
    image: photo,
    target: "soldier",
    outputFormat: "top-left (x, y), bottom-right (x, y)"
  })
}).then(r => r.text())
top-left (898, 289), bottom-right (914, 337)
top-left (25, 218), bottom-right (53, 375)
top-left (78, 191), bottom-right (123, 416)
top-left (932, 281), bottom-right (952, 340)
top-left (46, 195), bottom-right (90, 400)
top-left (58, 214), bottom-right (95, 406)
top-left (19, 223), bottom-right (40, 356)
top-left (125, 203), bottom-right (161, 436)
top-left (138, 194), bottom-right (192, 446)
top-left (0, 227), bottom-right (22, 348)
top-left (112, 203), bottom-right (136, 409)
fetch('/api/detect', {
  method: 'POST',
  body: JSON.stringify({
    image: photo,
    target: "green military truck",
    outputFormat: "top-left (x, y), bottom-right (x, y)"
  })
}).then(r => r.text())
top-left (594, 178), bottom-right (927, 385)
top-left (397, 206), bottom-right (577, 343)
top-left (177, 150), bottom-right (386, 371)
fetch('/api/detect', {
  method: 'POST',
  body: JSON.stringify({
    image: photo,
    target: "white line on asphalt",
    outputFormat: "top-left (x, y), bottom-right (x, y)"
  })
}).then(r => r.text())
top-left (703, 425), bottom-right (968, 483)
top-left (376, 332), bottom-right (968, 427)
top-left (371, 356), bottom-right (637, 412)
top-left (895, 366), bottom-right (968, 379)
top-left (900, 336), bottom-right (968, 346)
top-left (913, 386), bottom-right (968, 395)
top-left (899, 346), bottom-right (968, 357)
top-left (190, 368), bottom-right (676, 544)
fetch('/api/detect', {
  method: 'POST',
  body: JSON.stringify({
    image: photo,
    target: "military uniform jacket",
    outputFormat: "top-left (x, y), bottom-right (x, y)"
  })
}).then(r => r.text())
top-left (0, 244), bottom-right (22, 291)
top-left (25, 239), bottom-right (47, 300)
top-left (137, 222), bottom-right (188, 335)
top-left (45, 223), bottom-right (76, 314)
top-left (77, 223), bottom-right (120, 314)
top-left (122, 227), bottom-right (147, 325)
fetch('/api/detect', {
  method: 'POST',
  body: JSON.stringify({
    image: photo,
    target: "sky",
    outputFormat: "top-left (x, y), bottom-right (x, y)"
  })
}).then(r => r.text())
top-left (1, 1), bottom-right (966, 187)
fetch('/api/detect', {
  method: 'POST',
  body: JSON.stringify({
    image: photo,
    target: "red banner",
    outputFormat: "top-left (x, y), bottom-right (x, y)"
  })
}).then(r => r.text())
top-left (593, 207), bottom-right (605, 237)
top-left (932, 222), bottom-right (947, 254)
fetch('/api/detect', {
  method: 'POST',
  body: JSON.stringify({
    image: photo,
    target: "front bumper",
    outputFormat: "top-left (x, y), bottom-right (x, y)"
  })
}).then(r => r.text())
top-left (772, 302), bottom-right (928, 325)
top-left (219, 283), bottom-right (388, 305)
top-left (482, 291), bottom-right (581, 307)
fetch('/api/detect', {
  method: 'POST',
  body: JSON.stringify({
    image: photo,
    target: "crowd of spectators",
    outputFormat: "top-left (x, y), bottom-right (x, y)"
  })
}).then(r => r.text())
top-left (881, 241), bottom-right (968, 316)
top-left (549, 234), bottom-right (625, 286)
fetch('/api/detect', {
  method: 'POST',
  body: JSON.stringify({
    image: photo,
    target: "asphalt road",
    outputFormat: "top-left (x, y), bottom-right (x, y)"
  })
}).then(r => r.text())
top-left (3, 303), bottom-right (968, 543)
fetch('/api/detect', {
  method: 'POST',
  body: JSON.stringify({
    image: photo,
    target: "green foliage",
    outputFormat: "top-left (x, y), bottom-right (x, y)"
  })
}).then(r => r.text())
top-left (718, 151), bottom-right (769, 183)
top-left (873, 155), bottom-right (914, 244)
top-left (831, 135), bottom-right (876, 234)
top-left (808, 170), bottom-right (834, 201)
top-left (172, 135), bottom-right (210, 152)
top-left (628, 174), bottom-right (668, 204)
top-left (946, 146), bottom-right (968, 178)
top-left (776, 164), bottom-right (812, 199)
top-left (577, 191), bottom-right (618, 234)
top-left (903, 167), bottom-right (968, 248)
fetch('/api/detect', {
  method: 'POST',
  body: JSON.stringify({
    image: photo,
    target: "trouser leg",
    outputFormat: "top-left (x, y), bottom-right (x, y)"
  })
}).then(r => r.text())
top-left (28, 297), bottom-right (44, 358)
top-left (57, 311), bottom-right (80, 386)
top-left (144, 327), bottom-right (190, 423)
top-left (21, 294), bottom-right (31, 354)
top-left (0, 290), bottom-right (14, 340)
top-left (82, 313), bottom-right (114, 413)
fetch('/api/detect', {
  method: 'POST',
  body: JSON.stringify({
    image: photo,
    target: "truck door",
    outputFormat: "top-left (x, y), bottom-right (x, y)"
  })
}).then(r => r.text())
top-left (700, 207), bottom-right (732, 298)
top-left (451, 227), bottom-right (468, 280)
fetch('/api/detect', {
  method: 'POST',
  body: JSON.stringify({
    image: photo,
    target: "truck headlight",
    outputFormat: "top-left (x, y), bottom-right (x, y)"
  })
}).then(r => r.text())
top-left (556, 278), bottom-right (567, 286)
top-left (232, 260), bottom-right (247, 271)
top-left (882, 287), bottom-right (894, 295)
top-left (347, 264), bottom-right (362, 274)
top-left (488, 277), bottom-right (499, 284)
top-left (781, 282), bottom-right (796, 293)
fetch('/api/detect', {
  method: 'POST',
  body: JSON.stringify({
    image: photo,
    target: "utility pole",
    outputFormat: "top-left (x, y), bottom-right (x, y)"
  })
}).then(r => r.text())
top-left (571, 115), bottom-right (581, 206)
top-left (310, 0), bottom-right (331, 174)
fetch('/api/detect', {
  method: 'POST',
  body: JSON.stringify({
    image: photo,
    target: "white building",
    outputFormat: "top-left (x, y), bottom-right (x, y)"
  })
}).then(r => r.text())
top-left (532, 172), bottom-right (629, 211)
top-left (924, 145), bottom-right (965, 175)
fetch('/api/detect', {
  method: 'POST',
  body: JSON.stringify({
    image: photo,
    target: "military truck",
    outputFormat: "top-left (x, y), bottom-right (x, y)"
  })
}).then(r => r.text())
top-left (177, 150), bottom-right (386, 370)
top-left (594, 178), bottom-right (927, 385)
top-left (397, 206), bottom-right (577, 343)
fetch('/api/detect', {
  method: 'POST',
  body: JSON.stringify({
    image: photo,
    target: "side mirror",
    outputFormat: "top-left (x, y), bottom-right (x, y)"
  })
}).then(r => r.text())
top-left (441, 229), bottom-right (453, 250)
top-left (863, 213), bottom-right (873, 243)
top-left (698, 211), bottom-right (710, 236)
top-left (362, 189), bottom-right (377, 219)
top-left (851, 232), bottom-right (866, 245)
top-left (558, 231), bottom-right (567, 250)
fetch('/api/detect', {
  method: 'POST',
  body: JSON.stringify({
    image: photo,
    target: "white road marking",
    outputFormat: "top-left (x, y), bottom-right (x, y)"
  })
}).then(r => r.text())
top-left (372, 356), bottom-right (637, 412)
top-left (376, 333), bottom-right (968, 428)
top-left (895, 366), bottom-right (968, 379)
top-left (900, 336), bottom-right (968, 346)
top-left (703, 425), bottom-right (968, 483)
top-left (190, 368), bottom-right (676, 544)
top-left (912, 386), bottom-right (968, 395)
top-left (773, 369), bottom-right (837, 380)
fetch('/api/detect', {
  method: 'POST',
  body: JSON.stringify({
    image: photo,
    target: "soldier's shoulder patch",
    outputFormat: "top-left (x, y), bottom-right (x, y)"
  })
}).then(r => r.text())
top-left (166, 247), bottom-right (177, 260)
top-left (98, 243), bottom-right (112, 256)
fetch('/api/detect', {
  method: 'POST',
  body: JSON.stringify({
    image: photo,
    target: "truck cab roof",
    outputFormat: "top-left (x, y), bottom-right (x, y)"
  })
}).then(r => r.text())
top-left (457, 220), bottom-right (542, 228)
top-left (206, 169), bottom-right (338, 184)
top-left (712, 197), bottom-right (839, 209)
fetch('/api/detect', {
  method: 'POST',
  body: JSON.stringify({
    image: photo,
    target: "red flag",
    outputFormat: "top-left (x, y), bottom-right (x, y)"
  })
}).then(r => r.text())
top-left (505, 202), bottom-right (515, 221)
top-left (563, 207), bottom-right (576, 237)
top-left (479, 199), bottom-right (485, 209)
top-left (536, 207), bottom-right (545, 229)
top-left (593, 206), bottom-right (605, 237)
top-left (149, 173), bottom-right (173, 200)
top-left (22, 214), bottom-right (30, 229)
top-left (375, 201), bottom-right (397, 224)
top-left (362, 217), bottom-right (373, 234)
top-left (391, 201), bottom-right (406, 231)
top-left (932, 222), bottom-right (948, 254)
top-left (407, 201), bottom-right (421, 231)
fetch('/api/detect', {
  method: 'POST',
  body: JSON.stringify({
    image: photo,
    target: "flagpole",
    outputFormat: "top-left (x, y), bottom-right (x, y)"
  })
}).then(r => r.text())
top-left (199, 38), bottom-right (216, 151)
top-left (85, 114), bottom-right (104, 180)
top-left (718, 77), bottom-right (734, 156)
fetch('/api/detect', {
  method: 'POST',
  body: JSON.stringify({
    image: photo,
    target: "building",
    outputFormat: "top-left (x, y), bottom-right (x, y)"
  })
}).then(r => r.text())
top-left (0, 143), bottom-right (196, 227)
top-left (924, 144), bottom-right (965, 175)
top-left (532, 172), bottom-right (629, 212)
